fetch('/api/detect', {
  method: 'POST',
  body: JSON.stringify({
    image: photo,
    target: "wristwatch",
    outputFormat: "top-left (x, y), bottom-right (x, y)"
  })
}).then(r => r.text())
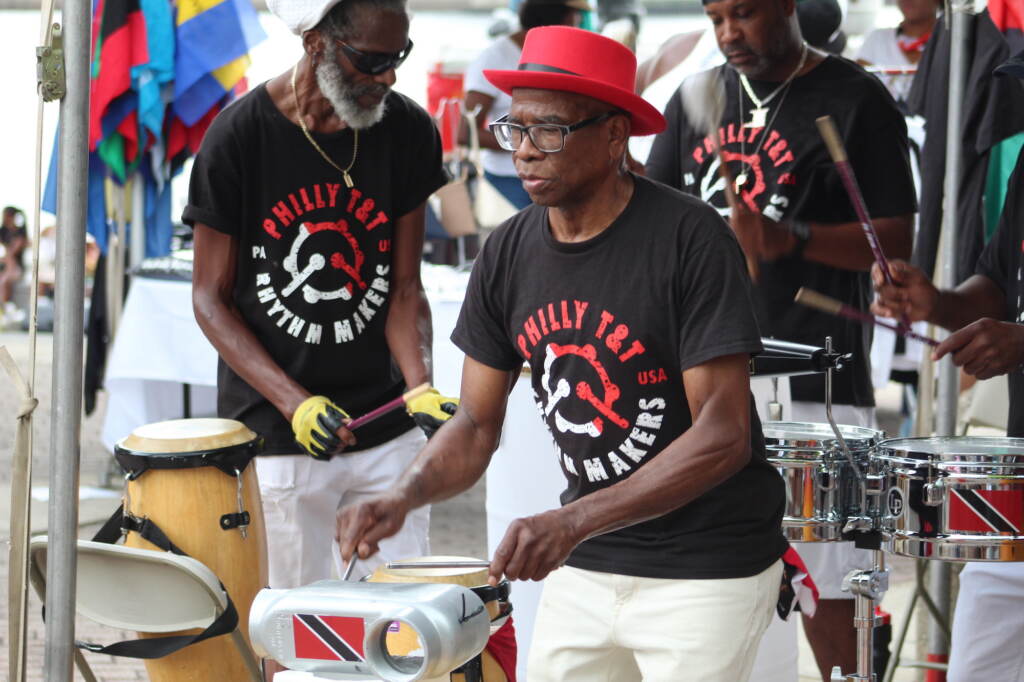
top-left (790, 220), bottom-right (811, 257)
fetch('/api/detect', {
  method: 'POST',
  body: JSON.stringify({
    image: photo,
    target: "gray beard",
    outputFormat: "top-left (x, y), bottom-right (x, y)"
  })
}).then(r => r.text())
top-left (315, 43), bottom-right (389, 130)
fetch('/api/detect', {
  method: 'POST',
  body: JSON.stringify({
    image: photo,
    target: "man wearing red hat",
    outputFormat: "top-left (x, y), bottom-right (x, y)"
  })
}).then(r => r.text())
top-left (645, 0), bottom-right (917, 676)
top-left (338, 25), bottom-right (787, 681)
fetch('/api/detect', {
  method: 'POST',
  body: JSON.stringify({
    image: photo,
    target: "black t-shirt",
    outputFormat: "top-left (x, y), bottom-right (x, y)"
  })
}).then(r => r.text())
top-left (183, 84), bottom-right (448, 453)
top-left (647, 57), bottom-right (918, 406)
top-left (975, 148), bottom-right (1024, 438)
top-left (452, 175), bottom-right (786, 579)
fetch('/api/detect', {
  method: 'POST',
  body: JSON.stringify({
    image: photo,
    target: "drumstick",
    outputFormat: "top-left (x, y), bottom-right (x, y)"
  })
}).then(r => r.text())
top-left (346, 382), bottom-right (432, 430)
top-left (795, 287), bottom-right (938, 347)
top-left (814, 116), bottom-right (896, 288)
top-left (342, 556), bottom-right (356, 581)
top-left (386, 560), bottom-right (492, 570)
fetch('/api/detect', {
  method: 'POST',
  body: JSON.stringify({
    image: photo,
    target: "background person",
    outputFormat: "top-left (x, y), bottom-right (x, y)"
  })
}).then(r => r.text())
top-left (645, 0), bottom-right (917, 677)
top-left (0, 206), bottom-right (27, 326)
top-left (461, 0), bottom-right (590, 210)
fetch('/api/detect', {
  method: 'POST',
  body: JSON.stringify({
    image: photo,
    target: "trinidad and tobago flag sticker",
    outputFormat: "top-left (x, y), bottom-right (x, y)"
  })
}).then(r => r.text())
top-left (293, 614), bottom-right (365, 661)
top-left (948, 489), bottom-right (1024, 534)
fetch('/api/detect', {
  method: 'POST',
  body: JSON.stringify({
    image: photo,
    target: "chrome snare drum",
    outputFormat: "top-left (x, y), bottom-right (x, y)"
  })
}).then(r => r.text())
top-left (763, 422), bottom-right (882, 542)
top-left (875, 437), bottom-right (1024, 561)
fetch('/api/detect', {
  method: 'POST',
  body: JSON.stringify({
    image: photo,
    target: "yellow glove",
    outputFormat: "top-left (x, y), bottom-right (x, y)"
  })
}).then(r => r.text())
top-left (405, 387), bottom-right (459, 438)
top-left (292, 395), bottom-right (350, 460)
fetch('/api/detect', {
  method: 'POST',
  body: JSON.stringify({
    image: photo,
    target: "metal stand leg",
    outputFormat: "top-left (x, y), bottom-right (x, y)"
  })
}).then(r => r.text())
top-left (830, 550), bottom-right (889, 682)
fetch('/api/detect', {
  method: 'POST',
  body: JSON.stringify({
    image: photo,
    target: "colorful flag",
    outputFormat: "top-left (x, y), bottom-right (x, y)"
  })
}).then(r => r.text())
top-left (292, 614), bottom-right (365, 662)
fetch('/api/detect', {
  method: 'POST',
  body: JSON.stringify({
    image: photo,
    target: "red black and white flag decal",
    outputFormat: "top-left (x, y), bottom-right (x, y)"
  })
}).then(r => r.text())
top-left (948, 489), bottom-right (1024, 534)
top-left (293, 614), bottom-right (365, 662)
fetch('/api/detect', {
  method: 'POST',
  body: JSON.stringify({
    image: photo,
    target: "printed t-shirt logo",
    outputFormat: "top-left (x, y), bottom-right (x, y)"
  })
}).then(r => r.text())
top-left (253, 182), bottom-right (391, 346)
top-left (684, 122), bottom-right (797, 220)
top-left (517, 299), bottom-right (669, 484)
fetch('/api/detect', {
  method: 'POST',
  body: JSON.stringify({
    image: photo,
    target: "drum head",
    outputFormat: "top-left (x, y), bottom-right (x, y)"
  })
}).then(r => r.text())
top-left (878, 436), bottom-right (1024, 471)
top-left (762, 421), bottom-right (880, 451)
top-left (120, 418), bottom-right (256, 453)
top-left (115, 418), bottom-right (262, 478)
top-left (369, 556), bottom-right (489, 588)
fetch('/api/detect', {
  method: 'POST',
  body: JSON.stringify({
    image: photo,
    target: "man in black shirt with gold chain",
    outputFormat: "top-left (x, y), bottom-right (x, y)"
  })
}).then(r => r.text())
top-left (646, 0), bottom-right (916, 677)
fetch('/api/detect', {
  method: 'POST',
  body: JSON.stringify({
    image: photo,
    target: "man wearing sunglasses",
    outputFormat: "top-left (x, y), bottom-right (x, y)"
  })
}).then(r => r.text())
top-left (184, 1), bottom-right (453, 674)
top-left (337, 26), bottom-right (786, 681)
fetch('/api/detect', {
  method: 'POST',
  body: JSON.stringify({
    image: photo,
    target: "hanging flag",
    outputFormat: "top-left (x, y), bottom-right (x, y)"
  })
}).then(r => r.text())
top-left (174, 0), bottom-right (266, 125)
top-left (990, 0), bottom-right (1024, 50)
top-left (89, 0), bottom-right (148, 152)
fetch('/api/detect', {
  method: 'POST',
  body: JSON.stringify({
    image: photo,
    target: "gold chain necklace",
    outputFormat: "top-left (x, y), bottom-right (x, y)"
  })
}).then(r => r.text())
top-left (291, 63), bottom-right (358, 188)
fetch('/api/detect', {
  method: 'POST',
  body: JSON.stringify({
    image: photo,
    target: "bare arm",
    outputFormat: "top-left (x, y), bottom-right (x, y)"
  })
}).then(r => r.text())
top-left (192, 224), bottom-right (316, 424)
top-left (489, 352), bottom-right (754, 583)
top-left (458, 90), bottom-right (503, 151)
top-left (335, 356), bottom-right (517, 560)
top-left (801, 215), bottom-right (914, 270)
top-left (385, 204), bottom-right (432, 388)
top-left (871, 260), bottom-right (1007, 331)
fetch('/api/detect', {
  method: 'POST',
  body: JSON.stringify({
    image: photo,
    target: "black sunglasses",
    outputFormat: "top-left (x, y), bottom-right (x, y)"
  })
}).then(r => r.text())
top-left (335, 38), bottom-right (414, 76)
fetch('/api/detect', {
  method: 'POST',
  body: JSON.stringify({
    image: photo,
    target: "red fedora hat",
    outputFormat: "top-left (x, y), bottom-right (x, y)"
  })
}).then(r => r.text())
top-left (484, 26), bottom-right (666, 137)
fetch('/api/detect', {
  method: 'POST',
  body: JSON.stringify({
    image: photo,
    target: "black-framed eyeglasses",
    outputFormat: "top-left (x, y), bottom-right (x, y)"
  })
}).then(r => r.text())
top-left (335, 38), bottom-right (413, 76)
top-left (489, 112), bottom-right (617, 153)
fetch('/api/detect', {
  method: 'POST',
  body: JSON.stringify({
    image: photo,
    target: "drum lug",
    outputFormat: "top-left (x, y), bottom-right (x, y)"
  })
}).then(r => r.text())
top-left (923, 481), bottom-right (944, 506)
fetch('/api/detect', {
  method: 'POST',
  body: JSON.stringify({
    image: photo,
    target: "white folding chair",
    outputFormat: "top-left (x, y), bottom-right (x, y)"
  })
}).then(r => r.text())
top-left (29, 536), bottom-right (262, 681)
top-left (961, 374), bottom-right (1010, 435)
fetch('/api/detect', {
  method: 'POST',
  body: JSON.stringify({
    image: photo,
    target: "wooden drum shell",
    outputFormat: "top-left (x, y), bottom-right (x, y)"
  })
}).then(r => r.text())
top-left (119, 418), bottom-right (268, 681)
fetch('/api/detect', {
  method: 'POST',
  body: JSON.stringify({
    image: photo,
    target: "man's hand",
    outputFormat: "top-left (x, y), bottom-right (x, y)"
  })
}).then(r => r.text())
top-left (487, 508), bottom-right (582, 586)
top-left (934, 318), bottom-right (1024, 380)
top-left (406, 387), bottom-right (459, 438)
top-left (292, 395), bottom-right (355, 460)
top-left (870, 260), bottom-right (939, 322)
top-left (335, 493), bottom-right (410, 563)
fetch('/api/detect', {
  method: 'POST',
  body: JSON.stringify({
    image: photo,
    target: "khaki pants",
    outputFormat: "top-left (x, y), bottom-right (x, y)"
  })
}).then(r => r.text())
top-left (527, 560), bottom-right (782, 682)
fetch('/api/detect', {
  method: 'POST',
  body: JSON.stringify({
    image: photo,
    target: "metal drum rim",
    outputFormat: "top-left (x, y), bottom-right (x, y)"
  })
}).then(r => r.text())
top-left (878, 436), bottom-right (1024, 458)
top-left (763, 422), bottom-right (881, 453)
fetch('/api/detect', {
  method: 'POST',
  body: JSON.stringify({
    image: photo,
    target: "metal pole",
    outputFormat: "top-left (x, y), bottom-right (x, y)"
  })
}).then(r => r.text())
top-left (44, 0), bottom-right (91, 674)
top-left (927, 2), bottom-right (972, 677)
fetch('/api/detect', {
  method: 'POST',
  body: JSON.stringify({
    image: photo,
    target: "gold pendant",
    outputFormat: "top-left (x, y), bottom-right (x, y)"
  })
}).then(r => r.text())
top-left (734, 173), bottom-right (748, 194)
top-left (745, 107), bottom-right (768, 129)
top-left (342, 171), bottom-right (354, 189)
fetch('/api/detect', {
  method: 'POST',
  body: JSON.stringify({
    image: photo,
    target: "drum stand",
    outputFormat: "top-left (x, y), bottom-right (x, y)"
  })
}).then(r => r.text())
top-left (820, 337), bottom-right (891, 682)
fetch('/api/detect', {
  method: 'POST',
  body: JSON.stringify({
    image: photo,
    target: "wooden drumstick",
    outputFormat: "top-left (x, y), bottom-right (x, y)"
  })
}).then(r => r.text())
top-left (795, 287), bottom-right (938, 347)
top-left (815, 116), bottom-right (897, 288)
top-left (346, 382), bottom-right (432, 430)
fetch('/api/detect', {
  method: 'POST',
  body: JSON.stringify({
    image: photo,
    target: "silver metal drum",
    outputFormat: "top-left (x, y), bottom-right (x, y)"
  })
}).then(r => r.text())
top-left (875, 437), bottom-right (1024, 561)
top-left (763, 422), bottom-right (881, 542)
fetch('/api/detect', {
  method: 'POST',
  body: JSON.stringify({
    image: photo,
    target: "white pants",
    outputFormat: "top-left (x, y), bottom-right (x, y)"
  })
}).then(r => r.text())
top-left (255, 428), bottom-right (430, 588)
top-left (788, 401), bottom-right (877, 599)
top-left (526, 561), bottom-right (783, 682)
top-left (948, 562), bottom-right (1024, 682)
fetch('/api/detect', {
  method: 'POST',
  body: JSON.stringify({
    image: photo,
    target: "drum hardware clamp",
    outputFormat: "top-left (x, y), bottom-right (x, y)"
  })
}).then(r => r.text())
top-left (217, 467), bottom-right (250, 539)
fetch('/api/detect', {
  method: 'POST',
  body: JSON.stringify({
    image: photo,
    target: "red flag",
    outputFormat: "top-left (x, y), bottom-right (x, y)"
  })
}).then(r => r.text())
top-left (292, 614), bottom-right (365, 662)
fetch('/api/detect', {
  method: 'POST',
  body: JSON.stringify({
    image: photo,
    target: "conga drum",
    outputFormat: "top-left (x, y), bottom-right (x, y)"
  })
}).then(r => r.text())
top-left (114, 418), bottom-right (269, 681)
top-left (368, 556), bottom-right (514, 682)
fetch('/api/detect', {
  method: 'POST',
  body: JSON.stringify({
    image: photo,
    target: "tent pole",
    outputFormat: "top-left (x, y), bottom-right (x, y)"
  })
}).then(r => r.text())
top-left (927, 1), bottom-right (973, 676)
top-left (44, 0), bottom-right (91, 675)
